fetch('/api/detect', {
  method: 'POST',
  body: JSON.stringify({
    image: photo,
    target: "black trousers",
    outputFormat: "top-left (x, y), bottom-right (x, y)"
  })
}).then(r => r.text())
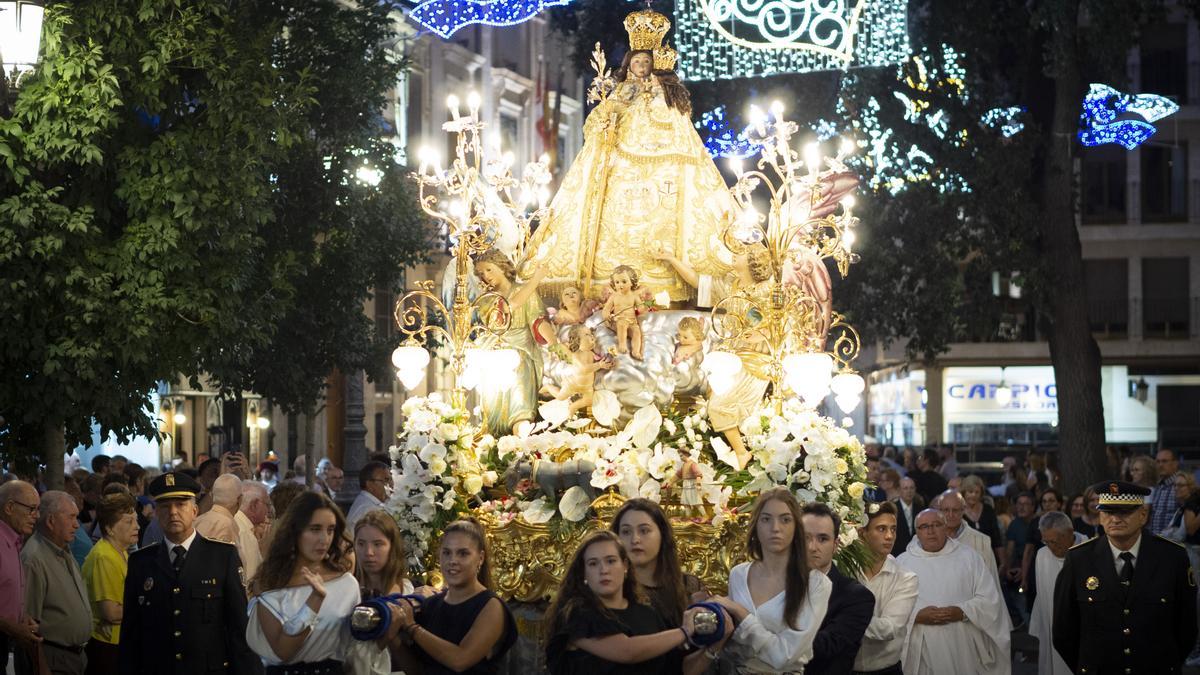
top-left (853, 664), bottom-right (903, 675)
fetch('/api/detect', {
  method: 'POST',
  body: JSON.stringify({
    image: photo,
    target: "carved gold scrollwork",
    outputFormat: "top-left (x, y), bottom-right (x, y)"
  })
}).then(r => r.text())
top-left (478, 500), bottom-right (748, 601)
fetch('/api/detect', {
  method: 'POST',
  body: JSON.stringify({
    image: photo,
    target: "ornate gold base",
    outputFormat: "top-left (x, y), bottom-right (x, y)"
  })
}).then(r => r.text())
top-left (478, 494), bottom-right (748, 601)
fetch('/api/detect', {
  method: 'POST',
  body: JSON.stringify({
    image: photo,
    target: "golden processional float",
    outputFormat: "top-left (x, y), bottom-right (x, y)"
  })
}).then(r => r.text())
top-left (385, 10), bottom-right (870, 601)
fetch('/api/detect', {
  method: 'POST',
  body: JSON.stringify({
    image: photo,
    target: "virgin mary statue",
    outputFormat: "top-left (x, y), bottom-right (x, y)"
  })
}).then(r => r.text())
top-left (526, 10), bottom-right (733, 303)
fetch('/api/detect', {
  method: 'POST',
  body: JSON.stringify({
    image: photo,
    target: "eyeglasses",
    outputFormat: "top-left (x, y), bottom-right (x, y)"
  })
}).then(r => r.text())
top-left (916, 522), bottom-right (946, 532)
top-left (9, 500), bottom-right (38, 515)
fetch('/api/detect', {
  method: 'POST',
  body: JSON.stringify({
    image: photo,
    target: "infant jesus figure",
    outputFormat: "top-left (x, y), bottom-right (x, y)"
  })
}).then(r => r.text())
top-left (549, 324), bottom-right (615, 415)
top-left (601, 264), bottom-right (647, 360)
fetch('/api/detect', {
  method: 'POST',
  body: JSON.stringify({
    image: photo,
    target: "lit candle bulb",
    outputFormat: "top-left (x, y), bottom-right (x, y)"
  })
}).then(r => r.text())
top-left (770, 99), bottom-right (785, 118)
top-left (467, 91), bottom-right (481, 116)
top-left (803, 142), bottom-right (821, 175)
top-left (728, 157), bottom-right (744, 177)
top-left (446, 94), bottom-right (460, 120)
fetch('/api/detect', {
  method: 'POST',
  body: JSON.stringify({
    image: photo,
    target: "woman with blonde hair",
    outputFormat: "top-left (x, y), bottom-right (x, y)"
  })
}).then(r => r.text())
top-left (348, 511), bottom-right (417, 675)
top-left (1128, 455), bottom-right (1158, 489)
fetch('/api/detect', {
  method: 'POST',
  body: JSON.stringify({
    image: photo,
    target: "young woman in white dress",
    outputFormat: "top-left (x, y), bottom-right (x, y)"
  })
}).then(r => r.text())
top-left (246, 491), bottom-right (360, 673)
top-left (711, 487), bottom-right (832, 673)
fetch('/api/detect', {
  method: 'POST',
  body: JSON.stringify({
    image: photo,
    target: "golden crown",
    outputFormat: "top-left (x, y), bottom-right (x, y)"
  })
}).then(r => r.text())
top-left (653, 44), bottom-right (678, 71)
top-left (624, 10), bottom-right (671, 51)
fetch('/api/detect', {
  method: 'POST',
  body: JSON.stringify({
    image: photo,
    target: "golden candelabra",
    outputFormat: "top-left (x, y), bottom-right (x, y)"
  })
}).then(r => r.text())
top-left (707, 102), bottom-right (866, 413)
top-left (391, 92), bottom-right (553, 408)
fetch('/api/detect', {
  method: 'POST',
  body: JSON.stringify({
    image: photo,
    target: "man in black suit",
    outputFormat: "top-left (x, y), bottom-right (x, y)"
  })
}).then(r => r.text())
top-left (892, 476), bottom-right (923, 555)
top-left (1053, 480), bottom-right (1197, 675)
top-left (119, 472), bottom-right (259, 674)
top-left (801, 503), bottom-right (875, 675)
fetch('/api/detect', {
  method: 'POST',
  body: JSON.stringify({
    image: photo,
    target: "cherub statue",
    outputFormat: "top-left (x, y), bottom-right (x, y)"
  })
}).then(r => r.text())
top-left (673, 316), bottom-right (705, 365)
top-left (551, 286), bottom-right (598, 326)
top-left (548, 324), bottom-right (615, 415)
top-left (601, 264), bottom-right (647, 360)
top-left (664, 447), bottom-right (704, 517)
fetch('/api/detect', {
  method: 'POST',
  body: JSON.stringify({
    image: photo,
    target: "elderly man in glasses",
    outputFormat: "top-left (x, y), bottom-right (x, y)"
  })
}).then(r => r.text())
top-left (0, 481), bottom-right (41, 670)
top-left (896, 508), bottom-right (1012, 675)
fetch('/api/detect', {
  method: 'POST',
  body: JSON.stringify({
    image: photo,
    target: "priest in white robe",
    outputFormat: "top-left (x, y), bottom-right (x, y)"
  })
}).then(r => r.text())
top-left (935, 489), bottom-right (1001, 586)
top-left (1029, 511), bottom-right (1084, 675)
top-left (897, 508), bottom-right (1012, 675)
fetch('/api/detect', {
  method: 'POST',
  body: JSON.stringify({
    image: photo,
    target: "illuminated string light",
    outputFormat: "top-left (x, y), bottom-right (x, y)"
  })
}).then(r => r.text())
top-left (695, 105), bottom-right (755, 158)
top-left (981, 106), bottom-right (1025, 138)
top-left (674, 0), bottom-right (909, 81)
top-left (410, 0), bottom-right (573, 39)
top-left (1078, 83), bottom-right (1180, 149)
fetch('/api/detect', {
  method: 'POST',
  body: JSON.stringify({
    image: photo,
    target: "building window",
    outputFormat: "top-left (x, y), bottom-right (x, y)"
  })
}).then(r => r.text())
top-left (1081, 145), bottom-right (1126, 223)
top-left (1084, 259), bottom-right (1129, 337)
top-left (374, 287), bottom-right (396, 339)
top-left (1141, 141), bottom-right (1188, 222)
top-left (1142, 257), bottom-right (1190, 338)
top-left (1140, 23), bottom-right (1187, 104)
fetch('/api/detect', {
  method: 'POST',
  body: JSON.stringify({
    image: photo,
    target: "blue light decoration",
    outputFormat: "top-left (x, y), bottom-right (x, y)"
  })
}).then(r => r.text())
top-left (695, 105), bottom-right (755, 158)
top-left (674, 0), bottom-right (910, 81)
top-left (409, 0), bottom-right (572, 39)
top-left (1078, 83), bottom-right (1179, 150)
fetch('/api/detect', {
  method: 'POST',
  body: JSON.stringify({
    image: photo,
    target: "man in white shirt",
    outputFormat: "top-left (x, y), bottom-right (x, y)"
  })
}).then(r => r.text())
top-left (346, 461), bottom-right (392, 531)
top-left (237, 480), bottom-right (269, 582)
top-left (897, 509), bottom-right (1012, 675)
top-left (854, 501), bottom-right (919, 675)
top-left (193, 474), bottom-right (241, 545)
top-left (1028, 511), bottom-right (1081, 675)
top-left (935, 489), bottom-right (1000, 585)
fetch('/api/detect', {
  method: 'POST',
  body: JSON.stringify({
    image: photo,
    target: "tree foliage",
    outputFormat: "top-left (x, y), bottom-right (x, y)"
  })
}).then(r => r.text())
top-left (0, 0), bottom-right (429, 475)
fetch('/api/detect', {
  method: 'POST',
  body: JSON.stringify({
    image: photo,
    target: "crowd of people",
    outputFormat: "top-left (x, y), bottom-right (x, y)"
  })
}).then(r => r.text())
top-left (0, 443), bottom-right (1196, 675)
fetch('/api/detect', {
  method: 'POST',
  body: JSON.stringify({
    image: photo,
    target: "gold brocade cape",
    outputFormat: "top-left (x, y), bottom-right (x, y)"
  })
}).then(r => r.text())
top-left (528, 77), bottom-right (734, 302)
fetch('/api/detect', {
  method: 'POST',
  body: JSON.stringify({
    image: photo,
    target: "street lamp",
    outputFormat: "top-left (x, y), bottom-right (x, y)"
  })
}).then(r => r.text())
top-left (0, 1), bottom-right (45, 79)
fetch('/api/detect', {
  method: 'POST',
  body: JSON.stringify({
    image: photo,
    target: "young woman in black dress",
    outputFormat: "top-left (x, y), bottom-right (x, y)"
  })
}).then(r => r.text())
top-left (545, 531), bottom-right (714, 674)
top-left (390, 519), bottom-right (516, 674)
top-left (611, 499), bottom-right (730, 669)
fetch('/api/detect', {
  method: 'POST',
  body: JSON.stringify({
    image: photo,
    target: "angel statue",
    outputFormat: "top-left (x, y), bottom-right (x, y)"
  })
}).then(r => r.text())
top-left (525, 9), bottom-right (733, 303)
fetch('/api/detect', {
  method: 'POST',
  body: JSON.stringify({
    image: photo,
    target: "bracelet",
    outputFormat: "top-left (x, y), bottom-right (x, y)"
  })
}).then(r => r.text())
top-left (678, 627), bottom-right (689, 648)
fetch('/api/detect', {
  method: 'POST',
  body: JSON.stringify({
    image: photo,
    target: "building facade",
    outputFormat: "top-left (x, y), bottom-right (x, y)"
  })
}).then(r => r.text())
top-left (867, 9), bottom-right (1200, 454)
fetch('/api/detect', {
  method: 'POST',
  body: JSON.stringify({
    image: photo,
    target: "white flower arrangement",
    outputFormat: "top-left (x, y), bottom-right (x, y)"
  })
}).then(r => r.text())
top-left (736, 398), bottom-right (869, 545)
top-left (388, 394), bottom-right (486, 568)
top-left (385, 394), bottom-right (866, 566)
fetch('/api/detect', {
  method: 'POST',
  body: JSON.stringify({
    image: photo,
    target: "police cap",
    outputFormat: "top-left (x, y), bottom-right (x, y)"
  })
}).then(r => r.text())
top-left (1090, 480), bottom-right (1151, 512)
top-left (147, 471), bottom-right (202, 501)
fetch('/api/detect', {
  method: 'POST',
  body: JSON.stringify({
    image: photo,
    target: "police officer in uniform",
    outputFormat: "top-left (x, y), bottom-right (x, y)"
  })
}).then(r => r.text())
top-left (118, 472), bottom-right (259, 674)
top-left (1053, 480), bottom-right (1197, 674)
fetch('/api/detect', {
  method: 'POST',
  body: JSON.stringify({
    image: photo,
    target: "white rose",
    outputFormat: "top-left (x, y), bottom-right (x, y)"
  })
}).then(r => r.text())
top-left (463, 474), bottom-right (484, 494)
top-left (834, 458), bottom-right (849, 474)
top-left (847, 482), bottom-right (865, 499)
top-left (429, 457), bottom-right (448, 475)
top-left (437, 423), bottom-right (461, 442)
top-left (497, 436), bottom-right (521, 458)
top-left (483, 470), bottom-right (498, 487)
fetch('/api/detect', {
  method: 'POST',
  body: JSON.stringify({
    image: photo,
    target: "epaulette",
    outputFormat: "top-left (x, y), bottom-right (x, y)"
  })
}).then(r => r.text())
top-left (1069, 536), bottom-right (1099, 550)
top-left (130, 542), bottom-right (159, 556)
top-left (1153, 533), bottom-right (1187, 549)
top-left (196, 532), bottom-right (237, 548)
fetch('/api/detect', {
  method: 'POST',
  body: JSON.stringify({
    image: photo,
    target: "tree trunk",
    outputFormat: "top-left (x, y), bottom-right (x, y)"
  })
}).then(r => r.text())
top-left (303, 408), bottom-right (316, 488)
top-left (1040, 1), bottom-right (1108, 495)
top-left (43, 421), bottom-right (66, 491)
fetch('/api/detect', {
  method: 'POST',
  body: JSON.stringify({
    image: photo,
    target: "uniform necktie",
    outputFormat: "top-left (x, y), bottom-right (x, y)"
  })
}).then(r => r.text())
top-left (172, 545), bottom-right (187, 572)
top-left (1119, 551), bottom-right (1134, 583)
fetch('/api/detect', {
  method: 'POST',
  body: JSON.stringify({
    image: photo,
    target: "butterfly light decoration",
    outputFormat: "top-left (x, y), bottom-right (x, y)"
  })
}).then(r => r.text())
top-left (1079, 83), bottom-right (1180, 150)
